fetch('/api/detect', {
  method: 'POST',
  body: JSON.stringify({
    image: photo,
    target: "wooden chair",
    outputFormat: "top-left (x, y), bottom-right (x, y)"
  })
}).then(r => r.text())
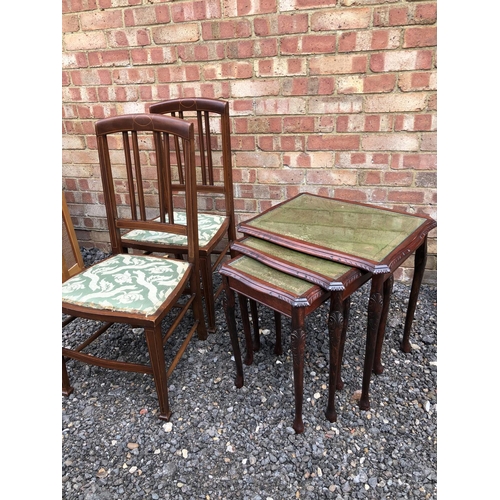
top-left (114, 98), bottom-right (235, 333)
top-left (62, 114), bottom-right (207, 421)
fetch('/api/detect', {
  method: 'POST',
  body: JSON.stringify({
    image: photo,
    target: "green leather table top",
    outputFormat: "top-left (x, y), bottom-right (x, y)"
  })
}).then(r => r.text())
top-left (238, 193), bottom-right (436, 273)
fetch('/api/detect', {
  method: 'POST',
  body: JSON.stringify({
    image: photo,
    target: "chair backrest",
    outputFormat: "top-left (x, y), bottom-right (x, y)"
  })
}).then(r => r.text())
top-left (149, 98), bottom-right (235, 243)
top-left (95, 113), bottom-right (199, 260)
top-left (62, 191), bottom-right (85, 282)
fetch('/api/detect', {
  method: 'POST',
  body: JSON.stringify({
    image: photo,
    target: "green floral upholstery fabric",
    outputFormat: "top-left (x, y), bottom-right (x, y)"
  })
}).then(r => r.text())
top-left (123, 211), bottom-right (226, 247)
top-left (62, 254), bottom-right (190, 316)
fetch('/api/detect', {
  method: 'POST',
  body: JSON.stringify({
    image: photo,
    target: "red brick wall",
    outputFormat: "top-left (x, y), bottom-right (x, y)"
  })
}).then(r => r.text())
top-left (62, 0), bottom-right (437, 283)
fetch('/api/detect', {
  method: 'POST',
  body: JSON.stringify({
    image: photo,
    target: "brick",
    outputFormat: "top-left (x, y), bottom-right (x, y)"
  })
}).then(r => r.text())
top-left (414, 3), bottom-right (437, 23)
top-left (256, 58), bottom-right (306, 77)
top-left (280, 0), bottom-right (337, 11)
top-left (394, 114), bottom-right (435, 132)
top-left (124, 5), bottom-right (170, 26)
top-left (224, 0), bottom-right (277, 17)
top-left (332, 188), bottom-right (368, 202)
top-left (171, 0), bottom-right (221, 21)
top-left (383, 171), bottom-right (413, 186)
top-left (281, 35), bottom-right (337, 55)
top-left (283, 152), bottom-right (334, 168)
top-left (309, 96), bottom-right (363, 114)
top-left (282, 77), bottom-right (335, 96)
top-left (387, 190), bottom-right (425, 204)
top-left (339, 29), bottom-right (400, 52)
top-left (64, 31), bottom-right (107, 51)
top-left (157, 66), bottom-right (200, 83)
top-left (88, 49), bottom-right (130, 67)
top-left (341, 0), bottom-right (399, 5)
top-left (112, 68), bottom-right (155, 84)
top-left (254, 13), bottom-right (308, 36)
top-left (230, 80), bottom-right (280, 97)
top-left (310, 54), bottom-right (367, 74)
top-left (421, 132), bottom-right (437, 151)
top-left (415, 171), bottom-right (436, 188)
top-left (235, 152), bottom-right (281, 168)
top-left (365, 93), bottom-right (427, 113)
top-left (151, 24), bottom-right (200, 44)
top-left (80, 9), bottom-right (123, 30)
top-left (63, 14), bottom-right (80, 33)
top-left (62, 52), bottom-right (89, 69)
top-left (395, 153), bottom-right (436, 170)
top-left (108, 28), bottom-right (150, 47)
top-left (362, 133), bottom-right (420, 151)
top-left (306, 169), bottom-right (357, 185)
top-left (202, 19), bottom-right (252, 40)
top-left (370, 50), bottom-right (433, 72)
top-left (337, 74), bottom-right (396, 94)
top-left (311, 7), bottom-right (371, 31)
top-left (307, 135), bottom-right (360, 150)
top-left (399, 71), bottom-right (436, 91)
top-left (132, 47), bottom-right (177, 65)
top-left (255, 98), bottom-right (306, 115)
top-left (203, 61), bottom-right (253, 80)
top-left (234, 117), bottom-right (282, 134)
top-left (404, 26), bottom-right (437, 48)
top-left (336, 115), bottom-right (394, 133)
top-left (71, 68), bottom-right (112, 86)
top-left (97, 86), bottom-right (139, 102)
top-left (283, 116), bottom-right (315, 133)
top-left (258, 168), bottom-right (305, 185)
top-left (227, 39), bottom-right (278, 58)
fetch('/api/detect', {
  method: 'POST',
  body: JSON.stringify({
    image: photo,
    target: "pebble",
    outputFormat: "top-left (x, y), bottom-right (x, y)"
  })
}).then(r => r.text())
top-left (61, 248), bottom-right (437, 499)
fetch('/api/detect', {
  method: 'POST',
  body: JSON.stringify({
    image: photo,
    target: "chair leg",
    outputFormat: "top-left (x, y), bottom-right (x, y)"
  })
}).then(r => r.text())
top-left (62, 355), bottom-right (74, 396)
top-left (200, 256), bottom-right (216, 333)
top-left (401, 236), bottom-right (428, 353)
top-left (222, 277), bottom-right (244, 388)
top-left (336, 296), bottom-right (351, 391)
top-left (238, 295), bottom-right (254, 366)
top-left (290, 309), bottom-right (306, 434)
top-left (144, 326), bottom-right (172, 421)
top-left (373, 274), bottom-right (394, 375)
top-left (274, 310), bottom-right (283, 356)
top-left (326, 292), bottom-right (344, 423)
top-left (360, 275), bottom-right (384, 411)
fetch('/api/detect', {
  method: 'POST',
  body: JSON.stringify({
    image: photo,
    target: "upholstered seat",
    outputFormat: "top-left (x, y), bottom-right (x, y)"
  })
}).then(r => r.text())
top-left (123, 212), bottom-right (226, 248)
top-left (62, 254), bottom-right (191, 316)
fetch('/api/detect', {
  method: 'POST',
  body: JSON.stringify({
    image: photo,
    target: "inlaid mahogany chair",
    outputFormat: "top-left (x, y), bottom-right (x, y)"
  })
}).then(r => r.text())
top-left (62, 114), bottom-right (207, 421)
top-left (115, 98), bottom-right (235, 333)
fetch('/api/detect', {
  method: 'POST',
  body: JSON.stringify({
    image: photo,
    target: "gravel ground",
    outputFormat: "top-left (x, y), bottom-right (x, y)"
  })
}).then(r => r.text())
top-left (62, 248), bottom-right (437, 500)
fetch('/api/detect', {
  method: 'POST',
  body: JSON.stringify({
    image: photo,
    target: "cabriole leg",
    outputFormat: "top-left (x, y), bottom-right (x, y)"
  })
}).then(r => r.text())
top-left (326, 293), bottom-right (344, 423)
top-left (401, 237), bottom-right (428, 353)
top-left (291, 310), bottom-right (306, 434)
top-left (373, 274), bottom-right (394, 375)
top-left (360, 275), bottom-right (384, 411)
